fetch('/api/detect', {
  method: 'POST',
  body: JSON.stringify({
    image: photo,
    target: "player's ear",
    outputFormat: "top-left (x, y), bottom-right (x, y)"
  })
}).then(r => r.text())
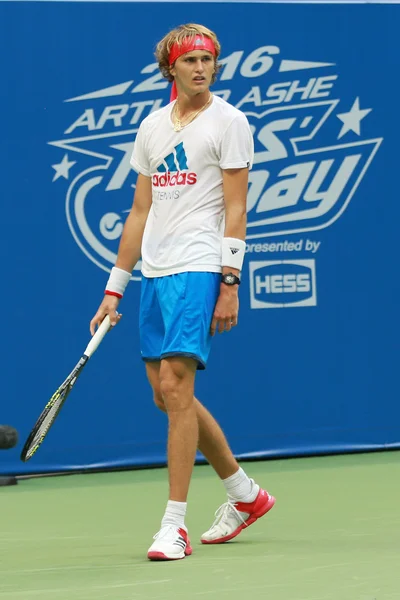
top-left (169, 64), bottom-right (176, 78)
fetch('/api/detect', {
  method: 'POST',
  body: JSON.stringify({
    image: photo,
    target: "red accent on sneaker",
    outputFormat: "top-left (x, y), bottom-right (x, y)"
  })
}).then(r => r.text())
top-left (147, 527), bottom-right (193, 561)
top-left (177, 527), bottom-right (192, 554)
top-left (201, 488), bottom-right (276, 545)
top-left (147, 550), bottom-right (191, 561)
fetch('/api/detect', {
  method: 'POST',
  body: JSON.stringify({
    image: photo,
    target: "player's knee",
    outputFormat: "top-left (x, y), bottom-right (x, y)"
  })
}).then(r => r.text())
top-left (159, 373), bottom-right (193, 411)
top-left (159, 357), bottom-right (196, 410)
top-left (159, 376), bottom-right (176, 404)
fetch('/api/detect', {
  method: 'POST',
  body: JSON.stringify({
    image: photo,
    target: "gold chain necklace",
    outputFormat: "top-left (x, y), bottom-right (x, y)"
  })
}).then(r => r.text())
top-left (173, 94), bottom-right (212, 132)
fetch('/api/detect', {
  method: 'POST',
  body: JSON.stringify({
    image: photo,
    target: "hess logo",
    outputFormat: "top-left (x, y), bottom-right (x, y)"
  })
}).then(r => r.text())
top-left (152, 171), bottom-right (197, 187)
top-left (249, 260), bottom-right (317, 308)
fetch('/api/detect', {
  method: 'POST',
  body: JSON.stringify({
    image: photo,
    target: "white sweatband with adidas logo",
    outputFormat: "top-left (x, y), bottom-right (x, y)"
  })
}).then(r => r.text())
top-left (105, 267), bottom-right (131, 299)
top-left (221, 237), bottom-right (246, 271)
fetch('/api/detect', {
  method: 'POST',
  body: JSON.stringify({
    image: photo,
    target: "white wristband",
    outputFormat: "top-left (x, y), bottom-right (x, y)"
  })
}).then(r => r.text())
top-left (221, 237), bottom-right (246, 271)
top-left (105, 267), bottom-right (131, 299)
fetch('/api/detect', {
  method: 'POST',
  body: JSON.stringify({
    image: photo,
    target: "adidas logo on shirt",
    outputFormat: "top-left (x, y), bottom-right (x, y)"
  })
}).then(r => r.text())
top-left (153, 171), bottom-right (197, 187)
top-left (152, 142), bottom-right (197, 187)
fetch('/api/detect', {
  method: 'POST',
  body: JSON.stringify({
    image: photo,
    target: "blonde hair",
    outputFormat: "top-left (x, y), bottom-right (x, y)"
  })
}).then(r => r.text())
top-left (155, 23), bottom-right (221, 84)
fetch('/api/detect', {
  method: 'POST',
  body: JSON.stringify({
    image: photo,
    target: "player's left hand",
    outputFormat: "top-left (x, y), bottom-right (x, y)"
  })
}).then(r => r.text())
top-left (210, 285), bottom-right (239, 336)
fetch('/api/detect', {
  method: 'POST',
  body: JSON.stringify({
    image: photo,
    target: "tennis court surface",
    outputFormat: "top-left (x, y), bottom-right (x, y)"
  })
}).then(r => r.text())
top-left (1, 451), bottom-right (399, 600)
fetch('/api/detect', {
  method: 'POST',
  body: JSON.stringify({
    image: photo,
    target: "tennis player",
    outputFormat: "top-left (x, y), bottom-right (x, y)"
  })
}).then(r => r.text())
top-left (90, 23), bottom-right (275, 561)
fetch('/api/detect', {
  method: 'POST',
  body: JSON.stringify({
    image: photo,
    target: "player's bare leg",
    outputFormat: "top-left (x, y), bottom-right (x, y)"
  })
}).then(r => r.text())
top-left (146, 362), bottom-right (276, 550)
top-left (146, 362), bottom-right (238, 479)
top-left (147, 357), bottom-right (197, 560)
top-left (159, 356), bottom-right (198, 502)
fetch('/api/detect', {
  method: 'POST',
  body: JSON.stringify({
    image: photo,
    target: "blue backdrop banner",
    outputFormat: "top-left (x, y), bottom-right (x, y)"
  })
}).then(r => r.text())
top-left (1, 2), bottom-right (399, 474)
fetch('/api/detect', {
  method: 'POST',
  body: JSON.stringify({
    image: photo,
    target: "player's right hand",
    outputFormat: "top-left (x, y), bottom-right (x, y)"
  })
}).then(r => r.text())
top-left (90, 295), bottom-right (122, 336)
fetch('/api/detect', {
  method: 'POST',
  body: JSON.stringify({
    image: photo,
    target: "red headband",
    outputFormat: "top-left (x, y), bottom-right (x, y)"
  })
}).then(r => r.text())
top-left (169, 35), bottom-right (216, 101)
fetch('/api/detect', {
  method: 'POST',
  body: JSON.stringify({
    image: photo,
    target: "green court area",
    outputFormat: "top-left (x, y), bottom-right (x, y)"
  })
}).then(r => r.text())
top-left (1, 452), bottom-right (399, 600)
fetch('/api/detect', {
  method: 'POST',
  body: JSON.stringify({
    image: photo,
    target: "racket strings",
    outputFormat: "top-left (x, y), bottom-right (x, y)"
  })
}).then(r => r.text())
top-left (25, 388), bottom-right (68, 457)
top-left (21, 356), bottom-right (91, 462)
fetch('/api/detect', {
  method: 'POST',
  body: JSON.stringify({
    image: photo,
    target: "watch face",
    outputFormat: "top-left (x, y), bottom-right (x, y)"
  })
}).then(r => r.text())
top-left (223, 273), bottom-right (239, 285)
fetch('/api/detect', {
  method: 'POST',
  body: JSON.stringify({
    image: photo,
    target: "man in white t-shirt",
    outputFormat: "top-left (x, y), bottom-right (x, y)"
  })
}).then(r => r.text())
top-left (90, 23), bottom-right (275, 561)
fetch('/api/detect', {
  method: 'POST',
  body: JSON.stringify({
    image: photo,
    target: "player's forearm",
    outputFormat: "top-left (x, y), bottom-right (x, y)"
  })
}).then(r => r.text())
top-left (224, 203), bottom-right (247, 242)
top-left (115, 205), bottom-right (148, 273)
top-left (222, 168), bottom-right (248, 276)
top-left (223, 205), bottom-right (247, 276)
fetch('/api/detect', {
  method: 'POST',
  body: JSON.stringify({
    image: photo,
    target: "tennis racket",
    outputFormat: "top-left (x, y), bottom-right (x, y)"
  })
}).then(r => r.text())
top-left (20, 315), bottom-right (113, 462)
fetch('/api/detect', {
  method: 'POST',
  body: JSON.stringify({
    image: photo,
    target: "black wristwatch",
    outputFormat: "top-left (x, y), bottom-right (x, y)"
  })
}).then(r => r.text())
top-left (221, 272), bottom-right (241, 286)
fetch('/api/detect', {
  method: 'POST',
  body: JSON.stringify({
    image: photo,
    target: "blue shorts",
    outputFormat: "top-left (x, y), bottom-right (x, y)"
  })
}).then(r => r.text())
top-left (139, 272), bottom-right (221, 370)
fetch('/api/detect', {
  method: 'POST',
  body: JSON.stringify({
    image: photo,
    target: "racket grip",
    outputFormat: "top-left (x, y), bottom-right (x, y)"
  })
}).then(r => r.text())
top-left (84, 314), bottom-right (112, 358)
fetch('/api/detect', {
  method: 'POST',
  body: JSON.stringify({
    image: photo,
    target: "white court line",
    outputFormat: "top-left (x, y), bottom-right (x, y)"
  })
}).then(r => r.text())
top-left (0, 537), bottom-right (89, 544)
top-left (3, 554), bottom-right (392, 577)
top-left (0, 533), bottom-right (134, 543)
top-left (0, 580), bottom-right (172, 597)
top-left (0, 564), bottom-right (151, 575)
top-left (0, 554), bottom-right (289, 576)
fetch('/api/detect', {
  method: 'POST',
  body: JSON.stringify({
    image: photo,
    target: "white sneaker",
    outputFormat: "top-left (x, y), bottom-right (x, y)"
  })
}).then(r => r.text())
top-left (147, 524), bottom-right (192, 561)
top-left (201, 488), bottom-right (275, 544)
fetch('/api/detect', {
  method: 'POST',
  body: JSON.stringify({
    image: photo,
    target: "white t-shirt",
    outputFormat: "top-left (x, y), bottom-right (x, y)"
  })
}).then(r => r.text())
top-left (130, 95), bottom-right (254, 278)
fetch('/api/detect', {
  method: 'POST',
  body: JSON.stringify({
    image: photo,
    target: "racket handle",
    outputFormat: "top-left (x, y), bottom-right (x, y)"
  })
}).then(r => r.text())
top-left (84, 314), bottom-right (112, 358)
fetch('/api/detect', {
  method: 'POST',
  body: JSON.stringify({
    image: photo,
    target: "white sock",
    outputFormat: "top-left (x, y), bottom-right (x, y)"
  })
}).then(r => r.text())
top-left (161, 500), bottom-right (187, 529)
top-left (223, 467), bottom-right (259, 503)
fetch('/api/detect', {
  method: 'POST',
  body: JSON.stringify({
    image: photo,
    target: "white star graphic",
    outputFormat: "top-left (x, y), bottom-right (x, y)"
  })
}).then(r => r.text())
top-left (51, 153), bottom-right (76, 182)
top-left (337, 97), bottom-right (372, 139)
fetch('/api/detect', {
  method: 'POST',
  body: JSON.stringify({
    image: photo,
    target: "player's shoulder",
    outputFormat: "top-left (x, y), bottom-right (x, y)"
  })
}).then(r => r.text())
top-left (139, 102), bottom-right (172, 131)
top-left (211, 95), bottom-right (249, 125)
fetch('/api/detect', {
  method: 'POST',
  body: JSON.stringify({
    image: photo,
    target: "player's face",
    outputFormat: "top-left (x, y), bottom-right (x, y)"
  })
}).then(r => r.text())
top-left (171, 50), bottom-right (215, 96)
